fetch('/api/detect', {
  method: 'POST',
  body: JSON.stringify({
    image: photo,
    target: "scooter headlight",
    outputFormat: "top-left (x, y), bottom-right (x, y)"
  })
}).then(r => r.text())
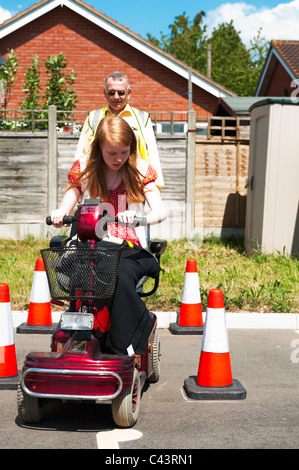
top-left (61, 312), bottom-right (94, 330)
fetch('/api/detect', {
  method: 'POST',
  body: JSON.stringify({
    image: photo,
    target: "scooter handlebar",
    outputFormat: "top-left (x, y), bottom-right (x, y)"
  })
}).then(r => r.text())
top-left (46, 215), bottom-right (147, 227)
top-left (46, 215), bottom-right (74, 226)
top-left (106, 216), bottom-right (147, 227)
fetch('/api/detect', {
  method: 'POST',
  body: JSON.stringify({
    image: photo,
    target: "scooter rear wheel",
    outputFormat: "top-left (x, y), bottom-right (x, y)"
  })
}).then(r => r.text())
top-left (111, 368), bottom-right (141, 428)
top-left (17, 382), bottom-right (46, 424)
top-left (147, 333), bottom-right (161, 383)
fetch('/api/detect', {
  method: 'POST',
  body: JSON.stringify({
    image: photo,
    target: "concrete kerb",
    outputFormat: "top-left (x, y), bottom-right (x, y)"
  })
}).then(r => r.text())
top-left (12, 310), bottom-right (299, 330)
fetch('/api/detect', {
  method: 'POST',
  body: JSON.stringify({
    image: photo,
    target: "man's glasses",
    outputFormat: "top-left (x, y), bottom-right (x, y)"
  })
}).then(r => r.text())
top-left (107, 90), bottom-right (126, 96)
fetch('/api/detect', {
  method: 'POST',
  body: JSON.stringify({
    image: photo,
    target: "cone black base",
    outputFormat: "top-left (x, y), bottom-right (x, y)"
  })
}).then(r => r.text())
top-left (0, 372), bottom-right (20, 390)
top-left (17, 322), bottom-right (57, 334)
top-left (184, 375), bottom-right (247, 400)
top-left (169, 322), bottom-right (204, 335)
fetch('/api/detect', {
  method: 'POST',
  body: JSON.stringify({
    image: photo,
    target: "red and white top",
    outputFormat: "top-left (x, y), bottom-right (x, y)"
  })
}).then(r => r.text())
top-left (68, 159), bottom-right (157, 246)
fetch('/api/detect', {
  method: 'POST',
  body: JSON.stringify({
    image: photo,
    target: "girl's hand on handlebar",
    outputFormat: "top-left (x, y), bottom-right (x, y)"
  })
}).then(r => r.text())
top-left (117, 210), bottom-right (137, 225)
top-left (51, 209), bottom-right (70, 227)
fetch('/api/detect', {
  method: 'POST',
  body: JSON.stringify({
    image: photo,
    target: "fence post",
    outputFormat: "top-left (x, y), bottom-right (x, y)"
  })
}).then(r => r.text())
top-left (48, 105), bottom-right (58, 216)
top-left (186, 110), bottom-right (196, 238)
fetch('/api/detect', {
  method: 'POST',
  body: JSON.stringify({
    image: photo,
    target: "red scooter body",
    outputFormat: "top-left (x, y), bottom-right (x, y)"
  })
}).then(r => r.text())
top-left (20, 313), bottom-right (158, 401)
top-left (17, 200), bottom-right (164, 428)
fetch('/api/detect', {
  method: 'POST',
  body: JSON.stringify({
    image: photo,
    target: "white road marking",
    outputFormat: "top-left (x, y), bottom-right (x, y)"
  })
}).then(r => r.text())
top-left (96, 428), bottom-right (143, 449)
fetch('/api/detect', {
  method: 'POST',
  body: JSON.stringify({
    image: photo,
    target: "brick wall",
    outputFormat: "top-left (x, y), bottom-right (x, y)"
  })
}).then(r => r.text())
top-left (0, 6), bottom-right (218, 117)
top-left (264, 60), bottom-right (294, 96)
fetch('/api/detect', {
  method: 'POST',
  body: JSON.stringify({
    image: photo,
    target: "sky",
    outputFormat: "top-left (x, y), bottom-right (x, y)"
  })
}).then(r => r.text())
top-left (0, 0), bottom-right (299, 47)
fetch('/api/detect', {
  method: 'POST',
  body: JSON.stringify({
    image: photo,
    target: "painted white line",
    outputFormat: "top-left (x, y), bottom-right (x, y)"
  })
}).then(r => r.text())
top-left (96, 428), bottom-right (143, 449)
top-left (180, 387), bottom-right (193, 402)
top-left (156, 381), bottom-right (168, 391)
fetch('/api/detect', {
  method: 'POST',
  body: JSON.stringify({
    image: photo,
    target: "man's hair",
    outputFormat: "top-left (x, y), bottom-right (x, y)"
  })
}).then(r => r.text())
top-left (104, 71), bottom-right (131, 92)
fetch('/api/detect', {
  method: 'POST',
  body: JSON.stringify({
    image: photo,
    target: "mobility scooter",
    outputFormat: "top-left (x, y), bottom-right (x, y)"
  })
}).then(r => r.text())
top-left (17, 199), bottom-right (167, 428)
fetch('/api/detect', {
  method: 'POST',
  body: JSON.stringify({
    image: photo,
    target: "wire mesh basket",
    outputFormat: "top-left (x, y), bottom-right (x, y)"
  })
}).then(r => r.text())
top-left (41, 245), bottom-right (122, 300)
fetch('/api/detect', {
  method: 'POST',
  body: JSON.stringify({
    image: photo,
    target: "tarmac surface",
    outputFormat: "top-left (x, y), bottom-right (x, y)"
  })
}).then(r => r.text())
top-left (0, 324), bottom-right (298, 451)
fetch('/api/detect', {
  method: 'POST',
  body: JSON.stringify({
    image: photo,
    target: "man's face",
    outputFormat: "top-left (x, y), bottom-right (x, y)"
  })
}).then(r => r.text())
top-left (104, 77), bottom-right (131, 114)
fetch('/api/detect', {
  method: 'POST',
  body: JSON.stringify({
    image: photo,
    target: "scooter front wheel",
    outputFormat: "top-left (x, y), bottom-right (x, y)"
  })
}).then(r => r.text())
top-left (17, 382), bottom-right (46, 424)
top-left (111, 368), bottom-right (141, 428)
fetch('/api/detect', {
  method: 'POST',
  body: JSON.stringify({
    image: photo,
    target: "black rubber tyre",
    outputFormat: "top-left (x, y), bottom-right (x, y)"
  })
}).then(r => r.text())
top-left (17, 382), bottom-right (46, 423)
top-left (147, 333), bottom-right (161, 383)
top-left (111, 368), bottom-right (141, 428)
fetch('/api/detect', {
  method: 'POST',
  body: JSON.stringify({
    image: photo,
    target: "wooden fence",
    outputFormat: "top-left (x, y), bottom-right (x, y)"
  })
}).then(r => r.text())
top-left (195, 140), bottom-right (248, 231)
top-left (0, 106), bottom-right (250, 240)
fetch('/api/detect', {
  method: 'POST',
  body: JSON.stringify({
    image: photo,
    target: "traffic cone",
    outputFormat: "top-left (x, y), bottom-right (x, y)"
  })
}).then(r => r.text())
top-left (169, 259), bottom-right (204, 335)
top-left (197, 289), bottom-right (232, 387)
top-left (184, 289), bottom-right (247, 400)
top-left (0, 283), bottom-right (19, 389)
top-left (17, 258), bottom-right (56, 334)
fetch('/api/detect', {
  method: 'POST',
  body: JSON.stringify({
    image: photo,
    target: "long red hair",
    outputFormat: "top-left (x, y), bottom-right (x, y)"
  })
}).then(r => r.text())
top-left (67, 116), bottom-right (144, 202)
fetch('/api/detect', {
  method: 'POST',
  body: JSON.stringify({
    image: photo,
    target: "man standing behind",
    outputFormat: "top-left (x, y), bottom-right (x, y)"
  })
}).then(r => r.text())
top-left (75, 71), bottom-right (164, 188)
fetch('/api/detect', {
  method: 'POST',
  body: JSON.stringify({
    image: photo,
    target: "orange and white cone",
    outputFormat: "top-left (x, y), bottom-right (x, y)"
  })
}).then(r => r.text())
top-left (183, 289), bottom-right (247, 400)
top-left (170, 259), bottom-right (204, 335)
top-left (27, 257), bottom-right (52, 326)
top-left (0, 283), bottom-right (18, 379)
top-left (197, 288), bottom-right (232, 387)
top-left (179, 259), bottom-right (203, 327)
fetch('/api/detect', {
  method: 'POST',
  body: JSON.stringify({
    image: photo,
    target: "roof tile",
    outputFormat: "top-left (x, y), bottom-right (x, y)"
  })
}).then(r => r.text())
top-left (273, 40), bottom-right (299, 77)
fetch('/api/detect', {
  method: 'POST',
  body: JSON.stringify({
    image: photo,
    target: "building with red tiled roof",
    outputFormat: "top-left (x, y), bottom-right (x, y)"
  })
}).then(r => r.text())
top-left (0, 0), bottom-right (235, 116)
top-left (255, 40), bottom-right (299, 97)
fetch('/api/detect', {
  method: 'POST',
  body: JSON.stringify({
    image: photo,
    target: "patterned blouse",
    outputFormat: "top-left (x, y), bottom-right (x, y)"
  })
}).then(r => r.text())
top-left (68, 160), bottom-right (157, 246)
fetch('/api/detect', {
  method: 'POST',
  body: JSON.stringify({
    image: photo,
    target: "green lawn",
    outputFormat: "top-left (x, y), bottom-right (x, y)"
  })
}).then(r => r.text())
top-left (0, 235), bottom-right (298, 313)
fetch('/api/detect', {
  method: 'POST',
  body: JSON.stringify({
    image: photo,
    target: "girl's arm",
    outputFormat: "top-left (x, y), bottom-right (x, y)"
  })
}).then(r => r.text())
top-left (116, 183), bottom-right (167, 226)
top-left (51, 187), bottom-right (80, 227)
top-left (143, 182), bottom-right (167, 225)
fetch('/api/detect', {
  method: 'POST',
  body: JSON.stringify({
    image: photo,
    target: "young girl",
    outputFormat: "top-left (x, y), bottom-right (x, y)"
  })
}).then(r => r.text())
top-left (51, 115), bottom-right (167, 356)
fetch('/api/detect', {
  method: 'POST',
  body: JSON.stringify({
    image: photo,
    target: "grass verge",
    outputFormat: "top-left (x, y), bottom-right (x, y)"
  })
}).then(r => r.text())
top-left (0, 235), bottom-right (298, 313)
